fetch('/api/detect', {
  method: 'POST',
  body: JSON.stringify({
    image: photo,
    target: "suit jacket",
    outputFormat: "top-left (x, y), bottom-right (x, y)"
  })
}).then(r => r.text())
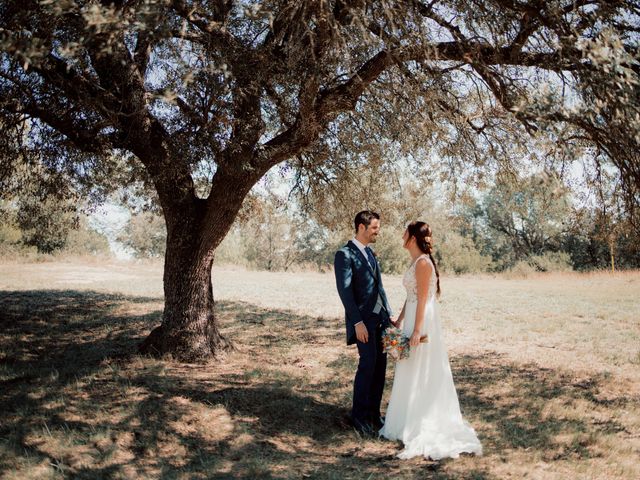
top-left (334, 240), bottom-right (393, 345)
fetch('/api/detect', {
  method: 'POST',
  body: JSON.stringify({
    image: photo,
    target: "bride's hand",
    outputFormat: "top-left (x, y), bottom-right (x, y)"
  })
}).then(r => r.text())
top-left (390, 316), bottom-right (402, 328)
top-left (409, 330), bottom-right (421, 347)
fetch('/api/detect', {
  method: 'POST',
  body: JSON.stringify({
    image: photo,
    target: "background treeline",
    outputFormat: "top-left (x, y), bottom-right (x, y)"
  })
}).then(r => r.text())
top-left (2, 170), bottom-right (637, 275)
top-left (215, 171), bottom-right (638, 274)
top-left (0, 197), bottom-right (110, 259)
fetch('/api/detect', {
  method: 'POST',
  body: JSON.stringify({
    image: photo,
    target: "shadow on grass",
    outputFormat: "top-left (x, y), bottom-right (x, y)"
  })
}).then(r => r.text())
top-left (0, 290), bottom-right (161, 381)
top-left (451, 354), bottom-right (628, 459)
top-left (0, 289), bottom-right (629, 479)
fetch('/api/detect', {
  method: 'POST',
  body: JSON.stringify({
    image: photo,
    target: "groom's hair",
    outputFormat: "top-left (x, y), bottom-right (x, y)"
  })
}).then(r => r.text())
top-left (354, 210), bottom-right (380, 233)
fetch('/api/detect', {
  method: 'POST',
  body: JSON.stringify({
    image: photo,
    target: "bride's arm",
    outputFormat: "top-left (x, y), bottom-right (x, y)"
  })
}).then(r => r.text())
top-left (410, 258), bottom-right (432, 346)
top-left (392, 301), bottom-right (407, 327)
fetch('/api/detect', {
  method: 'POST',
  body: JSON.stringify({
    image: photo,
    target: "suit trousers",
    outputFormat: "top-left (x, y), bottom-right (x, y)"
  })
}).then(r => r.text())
top-left (352, 312), bottom-right (388, 429)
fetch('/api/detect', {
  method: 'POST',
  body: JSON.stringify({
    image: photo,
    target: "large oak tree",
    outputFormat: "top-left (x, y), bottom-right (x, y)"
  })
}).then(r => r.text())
top-left (1, 0), bottom-right (638, 361)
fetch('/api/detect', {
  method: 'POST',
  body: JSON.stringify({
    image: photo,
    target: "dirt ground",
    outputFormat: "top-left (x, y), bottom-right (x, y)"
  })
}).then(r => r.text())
top-left (1, 261), bottom-right (638, 479)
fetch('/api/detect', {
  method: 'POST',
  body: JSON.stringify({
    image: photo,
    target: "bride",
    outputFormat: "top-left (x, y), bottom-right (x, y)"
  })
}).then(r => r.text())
top-left (379, 221), bottom-right (483, 460)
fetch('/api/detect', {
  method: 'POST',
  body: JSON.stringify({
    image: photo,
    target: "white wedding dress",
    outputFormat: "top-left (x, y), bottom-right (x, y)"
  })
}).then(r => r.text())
top-left (379, 254), bottom-right (483, 460)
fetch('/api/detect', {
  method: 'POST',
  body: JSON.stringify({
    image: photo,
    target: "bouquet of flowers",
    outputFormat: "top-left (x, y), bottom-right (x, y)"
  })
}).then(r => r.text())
top-left (382, 326), bottom-right (428, 360)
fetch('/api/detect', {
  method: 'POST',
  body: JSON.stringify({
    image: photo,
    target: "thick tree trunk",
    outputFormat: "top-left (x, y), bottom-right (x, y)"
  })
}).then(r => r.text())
top-left (139, 209), bottom-right (232, 362)
top-left (139, 167), bottom-right (260, 362)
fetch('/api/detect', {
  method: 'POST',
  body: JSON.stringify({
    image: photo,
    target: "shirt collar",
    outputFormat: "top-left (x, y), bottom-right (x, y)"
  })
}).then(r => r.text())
top-left (352, 237), bottom-right (368, 251)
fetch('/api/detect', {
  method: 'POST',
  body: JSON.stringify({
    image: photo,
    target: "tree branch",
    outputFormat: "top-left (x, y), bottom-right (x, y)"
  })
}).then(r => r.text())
top-left (170, 0), bottom-right (239, 52)
top-left (255, 36), bottom-right (589, 169)
top-left (4, 98), bottom-right (108, 154)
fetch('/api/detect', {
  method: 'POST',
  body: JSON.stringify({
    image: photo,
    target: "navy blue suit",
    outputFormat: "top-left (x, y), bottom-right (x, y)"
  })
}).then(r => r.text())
top-left (335, 241), bottom-right (392, 430)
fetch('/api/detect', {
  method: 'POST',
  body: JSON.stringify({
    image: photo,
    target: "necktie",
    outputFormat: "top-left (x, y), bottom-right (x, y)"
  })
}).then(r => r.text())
top-left (365, 246), bottom-right (377, 270)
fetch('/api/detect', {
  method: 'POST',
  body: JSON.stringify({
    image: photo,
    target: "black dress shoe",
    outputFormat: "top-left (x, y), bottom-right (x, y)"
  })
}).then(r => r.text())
top-left (372, 416), bottom-right (384, 430)
top-left (357, 424), bottom-right (377, 437)
top-left (352, 419), bottom-right (376, 436)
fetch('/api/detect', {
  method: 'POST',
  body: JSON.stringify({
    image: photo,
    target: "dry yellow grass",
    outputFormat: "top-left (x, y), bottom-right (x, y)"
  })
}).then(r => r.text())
top-left (0, 260), bottom-right (638, 479)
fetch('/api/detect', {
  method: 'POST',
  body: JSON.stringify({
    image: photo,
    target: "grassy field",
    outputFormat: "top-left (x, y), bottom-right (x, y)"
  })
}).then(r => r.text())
top-left (0, 260), bottom-right (639, 479)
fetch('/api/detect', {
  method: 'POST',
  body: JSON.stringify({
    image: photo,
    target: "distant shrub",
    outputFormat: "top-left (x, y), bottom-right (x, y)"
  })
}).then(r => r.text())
top-left (0, 241), bottom-right (40, 261)
top-left (436, 231), bottom-right (492, 275)
top-left (374, 227), bottom-right (408, 274)
top-left (0, 220), bottom-right (28, 260)
top-left (293, 227), bottom-right (346, 272)
top-left (214, 228), bottom-right (249, 266)
top-left (63, 219), bottom-right (111, 256)
top-left (0, 222), bottom-right (21, 246)
top-left (16, 195), bottom-right (77, 253)
top-left (118, 211), bottom-right (166, 258)
top-left (529, 251), bottom-right (573, 272)
top-left (504, 260), bottom-right (538, 278)
top-left (0, 207), bottom-right (111, 260)
top-left (504, 251), bottom-right (573, 278)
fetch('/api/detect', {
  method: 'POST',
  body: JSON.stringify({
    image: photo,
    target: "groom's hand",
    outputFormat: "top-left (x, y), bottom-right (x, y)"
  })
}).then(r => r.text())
top-left (355, 322), bottom-right (369, 343)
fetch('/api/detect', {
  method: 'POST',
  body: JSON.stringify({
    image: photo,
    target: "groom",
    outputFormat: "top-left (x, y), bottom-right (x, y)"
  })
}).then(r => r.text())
top-left (334, 210), bottom-right (393, 434)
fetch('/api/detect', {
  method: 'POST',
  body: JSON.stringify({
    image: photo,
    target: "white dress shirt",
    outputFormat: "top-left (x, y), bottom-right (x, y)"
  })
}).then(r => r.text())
top-left (352, 237), bottom-right (375, 269)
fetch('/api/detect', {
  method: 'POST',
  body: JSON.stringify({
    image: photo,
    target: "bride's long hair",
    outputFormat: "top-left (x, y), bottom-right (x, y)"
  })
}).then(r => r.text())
top-left (405, 221), bottom-right (441, 297)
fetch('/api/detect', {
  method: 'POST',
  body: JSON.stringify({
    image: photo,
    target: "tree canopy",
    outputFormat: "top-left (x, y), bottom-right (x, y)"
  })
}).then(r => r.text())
top-left (1, 0), bottom-right (639, 360)
top-left (2, 1), bottom-right (639, 207)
